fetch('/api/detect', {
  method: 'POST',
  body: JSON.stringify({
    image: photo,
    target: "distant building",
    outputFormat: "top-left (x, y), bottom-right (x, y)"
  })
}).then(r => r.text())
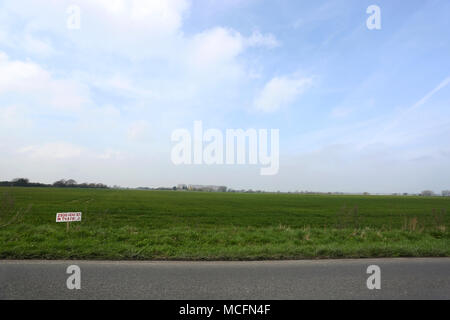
top-left (187, 185), bottom-right (227, 192)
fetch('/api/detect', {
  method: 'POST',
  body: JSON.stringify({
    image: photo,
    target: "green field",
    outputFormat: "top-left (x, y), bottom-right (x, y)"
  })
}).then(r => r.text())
top-left (0, 187), bottom-right (449, 260)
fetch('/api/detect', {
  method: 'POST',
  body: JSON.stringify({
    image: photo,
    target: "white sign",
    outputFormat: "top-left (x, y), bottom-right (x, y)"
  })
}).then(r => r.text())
top-left (56, 212), bottom-right (82, 222)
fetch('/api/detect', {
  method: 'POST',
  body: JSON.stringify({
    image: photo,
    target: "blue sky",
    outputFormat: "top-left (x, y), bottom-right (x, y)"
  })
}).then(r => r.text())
top-left (0, 0), bottom-right (449, 193)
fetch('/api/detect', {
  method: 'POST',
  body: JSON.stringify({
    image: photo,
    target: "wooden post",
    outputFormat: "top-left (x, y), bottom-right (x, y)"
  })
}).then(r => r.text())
top-left (67, 222), bottom-right (70, 232)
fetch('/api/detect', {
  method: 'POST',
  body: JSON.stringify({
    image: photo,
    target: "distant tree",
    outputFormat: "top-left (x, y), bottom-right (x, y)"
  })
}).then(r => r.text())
top-left (65, 179), bottom-right (77, 186)
top-left (12, 178), bottom-right (29, 186)
top-left (442, 190), bottom-right (450, 197)
top-left (53, 179), bottom-right (67, 187)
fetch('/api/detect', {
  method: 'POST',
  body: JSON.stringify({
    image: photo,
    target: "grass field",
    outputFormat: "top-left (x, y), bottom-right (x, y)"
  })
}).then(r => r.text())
top-left (0, 187), bottom-right (449, 260)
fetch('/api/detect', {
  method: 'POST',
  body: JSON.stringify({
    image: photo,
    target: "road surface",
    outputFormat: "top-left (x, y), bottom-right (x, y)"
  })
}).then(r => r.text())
top-left (1, 258), bottom-right (449, 299)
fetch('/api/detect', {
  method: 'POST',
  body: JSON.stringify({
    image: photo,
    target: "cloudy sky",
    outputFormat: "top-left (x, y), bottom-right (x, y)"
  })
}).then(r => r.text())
top-left (1, 0), bottom-right (449, 193)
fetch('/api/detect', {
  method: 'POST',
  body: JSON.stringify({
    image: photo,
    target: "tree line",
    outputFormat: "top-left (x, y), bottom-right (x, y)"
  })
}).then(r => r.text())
top-left (0, 178), bottom-right (108, 189)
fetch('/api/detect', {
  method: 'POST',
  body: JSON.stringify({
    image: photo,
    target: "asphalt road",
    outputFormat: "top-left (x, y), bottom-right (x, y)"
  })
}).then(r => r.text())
top-left (1, 258), bottom-right (449, 299)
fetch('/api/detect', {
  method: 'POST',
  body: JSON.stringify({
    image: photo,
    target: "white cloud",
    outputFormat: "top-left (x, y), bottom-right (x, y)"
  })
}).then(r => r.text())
top-left (0, 0), bottom-right (190, 60)
top-left (188, 27), bottom-right (244, 68)
top-left (19, 142), bottom-right (83, 159)
top-left (0, 105), bottom-right (33, 129)
top-left (0, 51), bottom-right (90, 111)
top-left (18, 142), bottom-right (125, 161)
top-left (127, 120), bottom-right (151, 141)
top-left (246, 30), bottom-right (280, 48)
top-left (0, 52), bottom-right (44, 91)
top-left (0, 24), bottom-right (56, 57)
top-left (254, 75), bottom-right (313, 112)
top-left (22, 34), bottom-right (56, 56)
top-left (90, 0), bottom-right (190, 35)
top-left (89, 74), bottom-right (157, 99)
top-left (1, 0), bottom-right (190, 36)
top-left (188, 27), bottom-right (280, 68)
top-left (96, 148), bottom-right (123, 160)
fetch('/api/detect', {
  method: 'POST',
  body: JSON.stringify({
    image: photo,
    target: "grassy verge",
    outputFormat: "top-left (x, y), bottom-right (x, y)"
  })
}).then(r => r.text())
top-left (0, 187), bottom-right (449, 260)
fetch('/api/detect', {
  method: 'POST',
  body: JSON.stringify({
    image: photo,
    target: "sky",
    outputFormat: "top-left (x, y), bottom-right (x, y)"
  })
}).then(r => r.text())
top-left (0, 0), bottom-right (449, 193)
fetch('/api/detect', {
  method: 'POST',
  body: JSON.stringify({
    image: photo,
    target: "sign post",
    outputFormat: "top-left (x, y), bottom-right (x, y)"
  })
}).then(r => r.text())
top-left (56, 212), bottom-right (82, 232)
